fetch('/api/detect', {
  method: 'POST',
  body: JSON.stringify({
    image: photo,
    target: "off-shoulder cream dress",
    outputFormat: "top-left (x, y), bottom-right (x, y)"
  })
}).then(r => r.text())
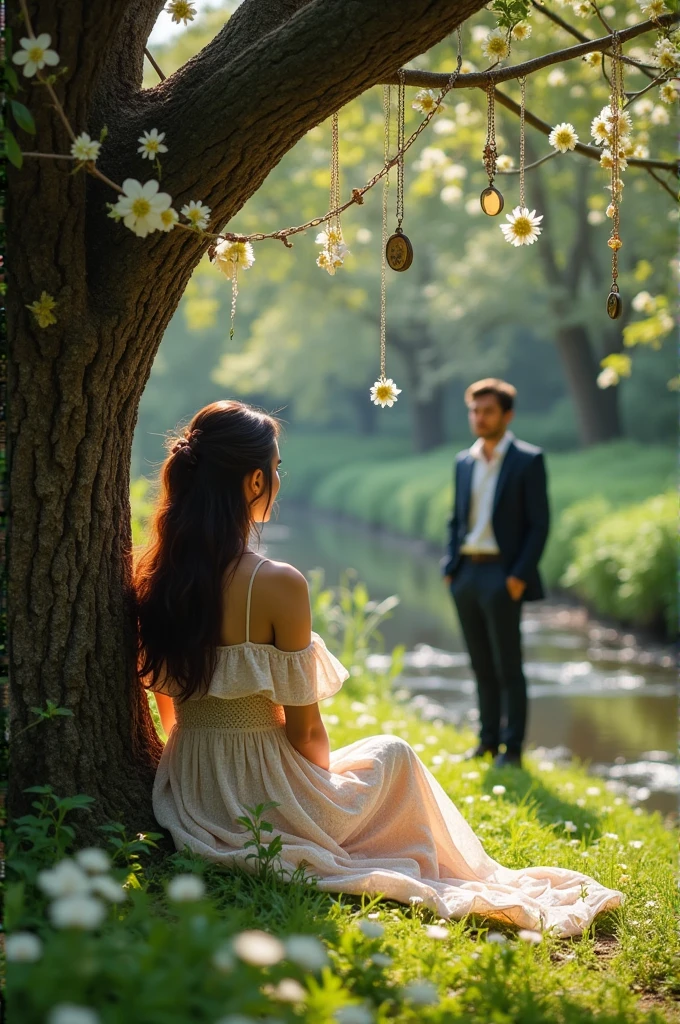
top-left (151, 557), bottom-right (623, 938)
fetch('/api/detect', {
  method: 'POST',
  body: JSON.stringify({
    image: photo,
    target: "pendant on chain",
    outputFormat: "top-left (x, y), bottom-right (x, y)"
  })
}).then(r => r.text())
top-left (386, 70), bottom-right (414, 272)
top-left (606, 33), bottom-right (624, 320)
top-left (480, 79), bottom-right (504, 217)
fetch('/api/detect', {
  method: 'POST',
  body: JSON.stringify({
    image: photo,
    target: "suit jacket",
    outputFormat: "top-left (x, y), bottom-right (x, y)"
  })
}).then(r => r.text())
top-left (441, 437), bottom-right (550, 601)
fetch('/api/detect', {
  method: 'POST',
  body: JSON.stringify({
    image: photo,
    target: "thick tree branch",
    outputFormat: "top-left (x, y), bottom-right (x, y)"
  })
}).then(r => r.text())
top-left (384, 13), bottom-right (679, 90)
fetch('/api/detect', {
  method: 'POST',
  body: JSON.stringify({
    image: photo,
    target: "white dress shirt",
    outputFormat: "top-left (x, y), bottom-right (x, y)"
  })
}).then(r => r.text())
top-left (460, 430), bottom-right (515, 555)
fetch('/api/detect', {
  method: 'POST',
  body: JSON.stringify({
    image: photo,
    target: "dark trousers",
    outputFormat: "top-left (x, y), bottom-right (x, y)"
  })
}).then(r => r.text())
top-left (449, 558), bottom-right (528, 754)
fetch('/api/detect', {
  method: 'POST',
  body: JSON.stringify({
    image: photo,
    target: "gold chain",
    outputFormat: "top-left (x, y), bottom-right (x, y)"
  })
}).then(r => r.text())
top-left (396, 69), bottom-right (406, 229)
top-left (609, 32), bottom-right (623, 284)
top-left (380, 85), bottom-right (390, 380)
top-left (519, 75), bottom-right (527, 209)
top-left (483, 77), bottom-right (497, 185)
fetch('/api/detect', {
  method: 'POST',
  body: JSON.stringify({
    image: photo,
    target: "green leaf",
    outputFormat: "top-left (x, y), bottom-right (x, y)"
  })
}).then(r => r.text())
top-left (10, 100), bottom-right (35, 134)
top-left (5, 129), bottom-right (22, 167)
top-left (4, 65), bottom-right (19, 93)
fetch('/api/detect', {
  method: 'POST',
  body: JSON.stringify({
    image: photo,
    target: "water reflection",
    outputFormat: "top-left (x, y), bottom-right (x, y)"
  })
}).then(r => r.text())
top-left (260, 508), bottom-right (678, 817)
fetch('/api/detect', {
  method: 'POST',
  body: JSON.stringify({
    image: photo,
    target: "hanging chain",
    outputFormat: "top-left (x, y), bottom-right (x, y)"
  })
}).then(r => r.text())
top-left (330, 111), bottom-right (340, 237)
top-left (609, 32), bottom-right (623, 285)
top-left (380, 85), bottom-right (390, 380)
top-left (396, 69), bottom-right (406, 230)
top-left (519, 75), bottom-right (527, 209)
top-left (483, 76), bottom-right (497, 185)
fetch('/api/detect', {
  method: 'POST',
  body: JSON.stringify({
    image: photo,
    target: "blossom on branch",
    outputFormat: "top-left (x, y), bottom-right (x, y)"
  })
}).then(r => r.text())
top-left (12, 33), bottom-right (59, 77)
top-left (511, 21), bottom-right (532, 41)
top-left (638, 0), bottom-right (669, 18)
top-left (659, 82), bottom-right (680, 103)
top-left (138, 129), bottom-right (168, 160)
top-left (214, 239), bottom-right (256, 280)
top-left (71, 133), bottom-right (101, 163)
top-left (549, 122), bottom-right (579, 152)
top-left (482, 29), bottom-right (510, 63)
top-left (412, 90), bottom-right (443, 115)
top-left (113, 179), bottom-right (174, 237)
top-left (180, 200), bottom-right (211, 230)
top-left (166, 0), bottom-right (197, 25)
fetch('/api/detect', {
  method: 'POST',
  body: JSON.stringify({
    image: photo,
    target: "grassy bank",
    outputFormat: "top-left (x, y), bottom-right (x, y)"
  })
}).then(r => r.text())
top-left (8, 576), bottom-right (679, 1023)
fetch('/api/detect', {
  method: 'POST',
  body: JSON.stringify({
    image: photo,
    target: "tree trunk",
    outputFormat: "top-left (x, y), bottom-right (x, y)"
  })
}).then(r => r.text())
top-left (411, 389), bottom-right (447, 452)
top-left (8, 0), bottom-right (488, 836)
top-left (554, 324), bottom-right (622, 446)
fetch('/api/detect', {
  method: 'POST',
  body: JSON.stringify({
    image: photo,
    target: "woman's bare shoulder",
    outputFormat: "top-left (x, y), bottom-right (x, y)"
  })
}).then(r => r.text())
top-left (260, 558), bottom-right (309, 593)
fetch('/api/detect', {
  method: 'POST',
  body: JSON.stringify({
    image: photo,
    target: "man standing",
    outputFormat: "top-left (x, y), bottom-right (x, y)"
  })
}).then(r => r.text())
top-left (442, 379), bottom-right (550, 768)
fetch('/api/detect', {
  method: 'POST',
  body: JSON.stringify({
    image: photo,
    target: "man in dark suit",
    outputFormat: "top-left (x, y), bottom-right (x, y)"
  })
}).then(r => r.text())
top-left (442, 378), bottom-right (550, 768)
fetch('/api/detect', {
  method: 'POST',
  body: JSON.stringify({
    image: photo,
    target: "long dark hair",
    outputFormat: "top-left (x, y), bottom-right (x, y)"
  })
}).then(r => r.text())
top-left (134, 400), bottom-right (281, 702)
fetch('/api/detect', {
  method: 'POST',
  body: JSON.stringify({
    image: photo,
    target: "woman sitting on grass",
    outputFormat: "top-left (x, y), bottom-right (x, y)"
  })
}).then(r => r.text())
top-left (135, 399), bottom-right (623, 938)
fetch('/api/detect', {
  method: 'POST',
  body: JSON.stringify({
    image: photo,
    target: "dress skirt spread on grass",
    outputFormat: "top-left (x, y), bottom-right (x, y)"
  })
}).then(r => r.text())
top-left (150, 561), bottom-right (623, 939)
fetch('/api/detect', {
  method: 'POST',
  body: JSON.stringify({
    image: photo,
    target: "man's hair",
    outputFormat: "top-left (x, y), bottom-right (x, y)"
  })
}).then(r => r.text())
top-left (464, 377), bottom-right (517, 413)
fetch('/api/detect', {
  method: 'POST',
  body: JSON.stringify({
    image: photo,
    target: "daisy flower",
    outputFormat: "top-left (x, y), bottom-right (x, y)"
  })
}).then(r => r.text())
top-left (572, 1), bottom-right (593, 15)
top-left (582, 52), bottom-right (601, 68)
top-left (412, 89), bottom-right (442, 115)
top-left (482, 29), bottom-right (510, 63)
top-left (214, 239), bottom-right (256, 279)
top-left (70, 133), bottom-right (101, 163)
top-left (590, 111), bottom-right (611, 144)
top-left (512, 21), bottom-right (532, 41)
top-left (159, 207), bottom-right (179, 232)
top-left (12, 33), bottom-right (59, 77)
top-left (633, 97), bottom-right (654, 116)
top-left (659, 82), bottom-right (679, 103)
top-left (632, 143), bottom-right (650, 158)
top-left (316, 249), bottom-right (344, 275)
top-left (166, 0), bottom-right (197, 25)
top-left (500, 206), bottom-right (543, 246)
top-left (315, 226), bottom-right (348, 254)
top-left (547, 68), bottom-right (568, 87)
top-left (651, 104), bottom-right (670, 123)
top-left (138, 128), bottom-right (168, 160)
top-left (113, 178), bottom-right (173, 237)
top-left (549, 122), bottom-right (579, 152)
top-left (496, 154), bottom-right (514, 170)
top-left (370, 377), bottom-right (402, 408)
top-left (181, 199), bottom-right (211, 230)
top-left (650, 40), bottom-right (680, 71)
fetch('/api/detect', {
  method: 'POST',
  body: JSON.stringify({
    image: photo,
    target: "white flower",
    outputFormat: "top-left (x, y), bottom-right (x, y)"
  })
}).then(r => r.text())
top-left (409, 895), bottom-right (424, 905)
top-left (370, 952), bottom-right (393, 967)
top-left (572, 1), bottom-right (593, 15)
top-left (659, 82), bottom-right (679, 104)
top-left (511, 21), bottom-right (532, 40)
top-left (6, 932), bottom-right (43, 962)
top-left (316, 248), bottom-right (344, 275)
top-left (500, 206), bottom-right (543, 246)
top-left (603, 832), bottom-right (620, 840)
top-left (547, 68), bottom-right (568, 87)
top-left (88, 876), bottom-right (127, 903)
top-left (591, 112), bottom-right (611, 144)
top-left (597, 366), bottom-right (619, 388)
top-left (214, 239), bottom-right (256, 280)
top-left (75, 848), bottom-right (111, 874)
top-left (425, 924), bottom-right (449, 940)
top-left (518, 929), bottom-right (543, 943)
top-left (47, 1005), bottom-right (101, 1024)
top-left (629, 839), bottom-right (644, 849)
top-left (267, 978), bottom-right (307, 1003)
top-left (549, 122), bottom-right (579, 153)
top-left (632, 143), bottom-right (650, 158)
top-left (334, 1007), bottom-right (374, 1024)
top-left (402, 980), bottom-right (440, 1005)
top-left (563, 820), bottom-right (578, 833)
top-left (12, 33), bottom-right (59, 77)
top-left (37, 859), bottom-right (91, 899)
top-left (492, 784), bottom-right (506, 795)
top-left (167, 874), bottom-right (205, 902)
top-left (496, 154), bottom-right (514, 171)
top-left (113, 178), bottom-right (173, 237)
top-left (582, 52), bottom-right (601, 68)
top-left (284, 935), bottom-right (329, 971)
top-left (586, 786), bottom-right (601, 796)
top-left (632, 290), bottom-right (656, 313)
top-left (358, 919), bottom-right (385, 938)
top-left (633, 98), bottom-right (654, 116)
top-left (181, 199), bottom-right (211, 230)
top-left (588, 209), bottom-right (605, 225)
top-left (482, 29), bottom-right (511, 63)
top-left (651, 39), bottom-right (680, 71)
top-left (233, 929), bottom-right (286, 966)
top-left (138, 128), bottom-right (168, 160)
top-left (460, 60), bottom-right (478, 74)
top-left (480, 793), bottom-right (492, 801)
top-left (159, 207), bottom-right (179, 232)
top-left (638, 0), bottom-right (669, 16)
top-left (412, 89), bottom-right (442, 115)
top-left (166, 0), bottom-right (197, 25)
top-left (487, 931), bottom-right (508, 943)
top-left (70, 133), bottom-right (101, 163)
top-left (370, 377), bottom-right (402, 408)
top-left (49, 895), bottom-right (107, 930)
top-left (651, 104), bottom-right (670, 125)
top-left (441, 185), bottom-right (462, 205)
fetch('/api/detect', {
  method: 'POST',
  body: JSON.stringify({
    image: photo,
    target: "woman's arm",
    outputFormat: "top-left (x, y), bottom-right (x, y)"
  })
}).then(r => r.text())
top-left (153, 690), bottom-right (177, 737)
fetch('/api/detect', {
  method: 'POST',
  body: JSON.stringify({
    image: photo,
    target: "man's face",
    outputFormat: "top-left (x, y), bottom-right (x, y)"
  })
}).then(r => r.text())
top-left (467, 393), bottom-right (513, 440)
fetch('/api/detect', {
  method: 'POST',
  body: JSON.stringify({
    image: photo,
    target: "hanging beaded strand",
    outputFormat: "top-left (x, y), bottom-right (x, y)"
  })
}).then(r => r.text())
top-left (519, 75), bottom-right (527, 210)
top-left (606, 33), bottom-right (624, 319)
top-left (481, 76), bottom-right (504, 216)
top-left (370, 86), bottom-right (403, 408)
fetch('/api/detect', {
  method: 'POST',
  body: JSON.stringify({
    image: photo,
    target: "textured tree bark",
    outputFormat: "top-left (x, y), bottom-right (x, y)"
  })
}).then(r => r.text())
top-left (8, 0), bottom-right (488, 837)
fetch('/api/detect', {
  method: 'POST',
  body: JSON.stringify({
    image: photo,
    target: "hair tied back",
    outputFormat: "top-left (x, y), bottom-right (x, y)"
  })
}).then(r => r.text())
top-left (171, 428), bottom-right (203, 466)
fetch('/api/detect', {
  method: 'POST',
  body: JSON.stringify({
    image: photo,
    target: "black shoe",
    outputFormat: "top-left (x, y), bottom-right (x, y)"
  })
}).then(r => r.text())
top-left (465, 744), bottom-right (499, 760)
top-left (493, 751), bottom-right (522, 768)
